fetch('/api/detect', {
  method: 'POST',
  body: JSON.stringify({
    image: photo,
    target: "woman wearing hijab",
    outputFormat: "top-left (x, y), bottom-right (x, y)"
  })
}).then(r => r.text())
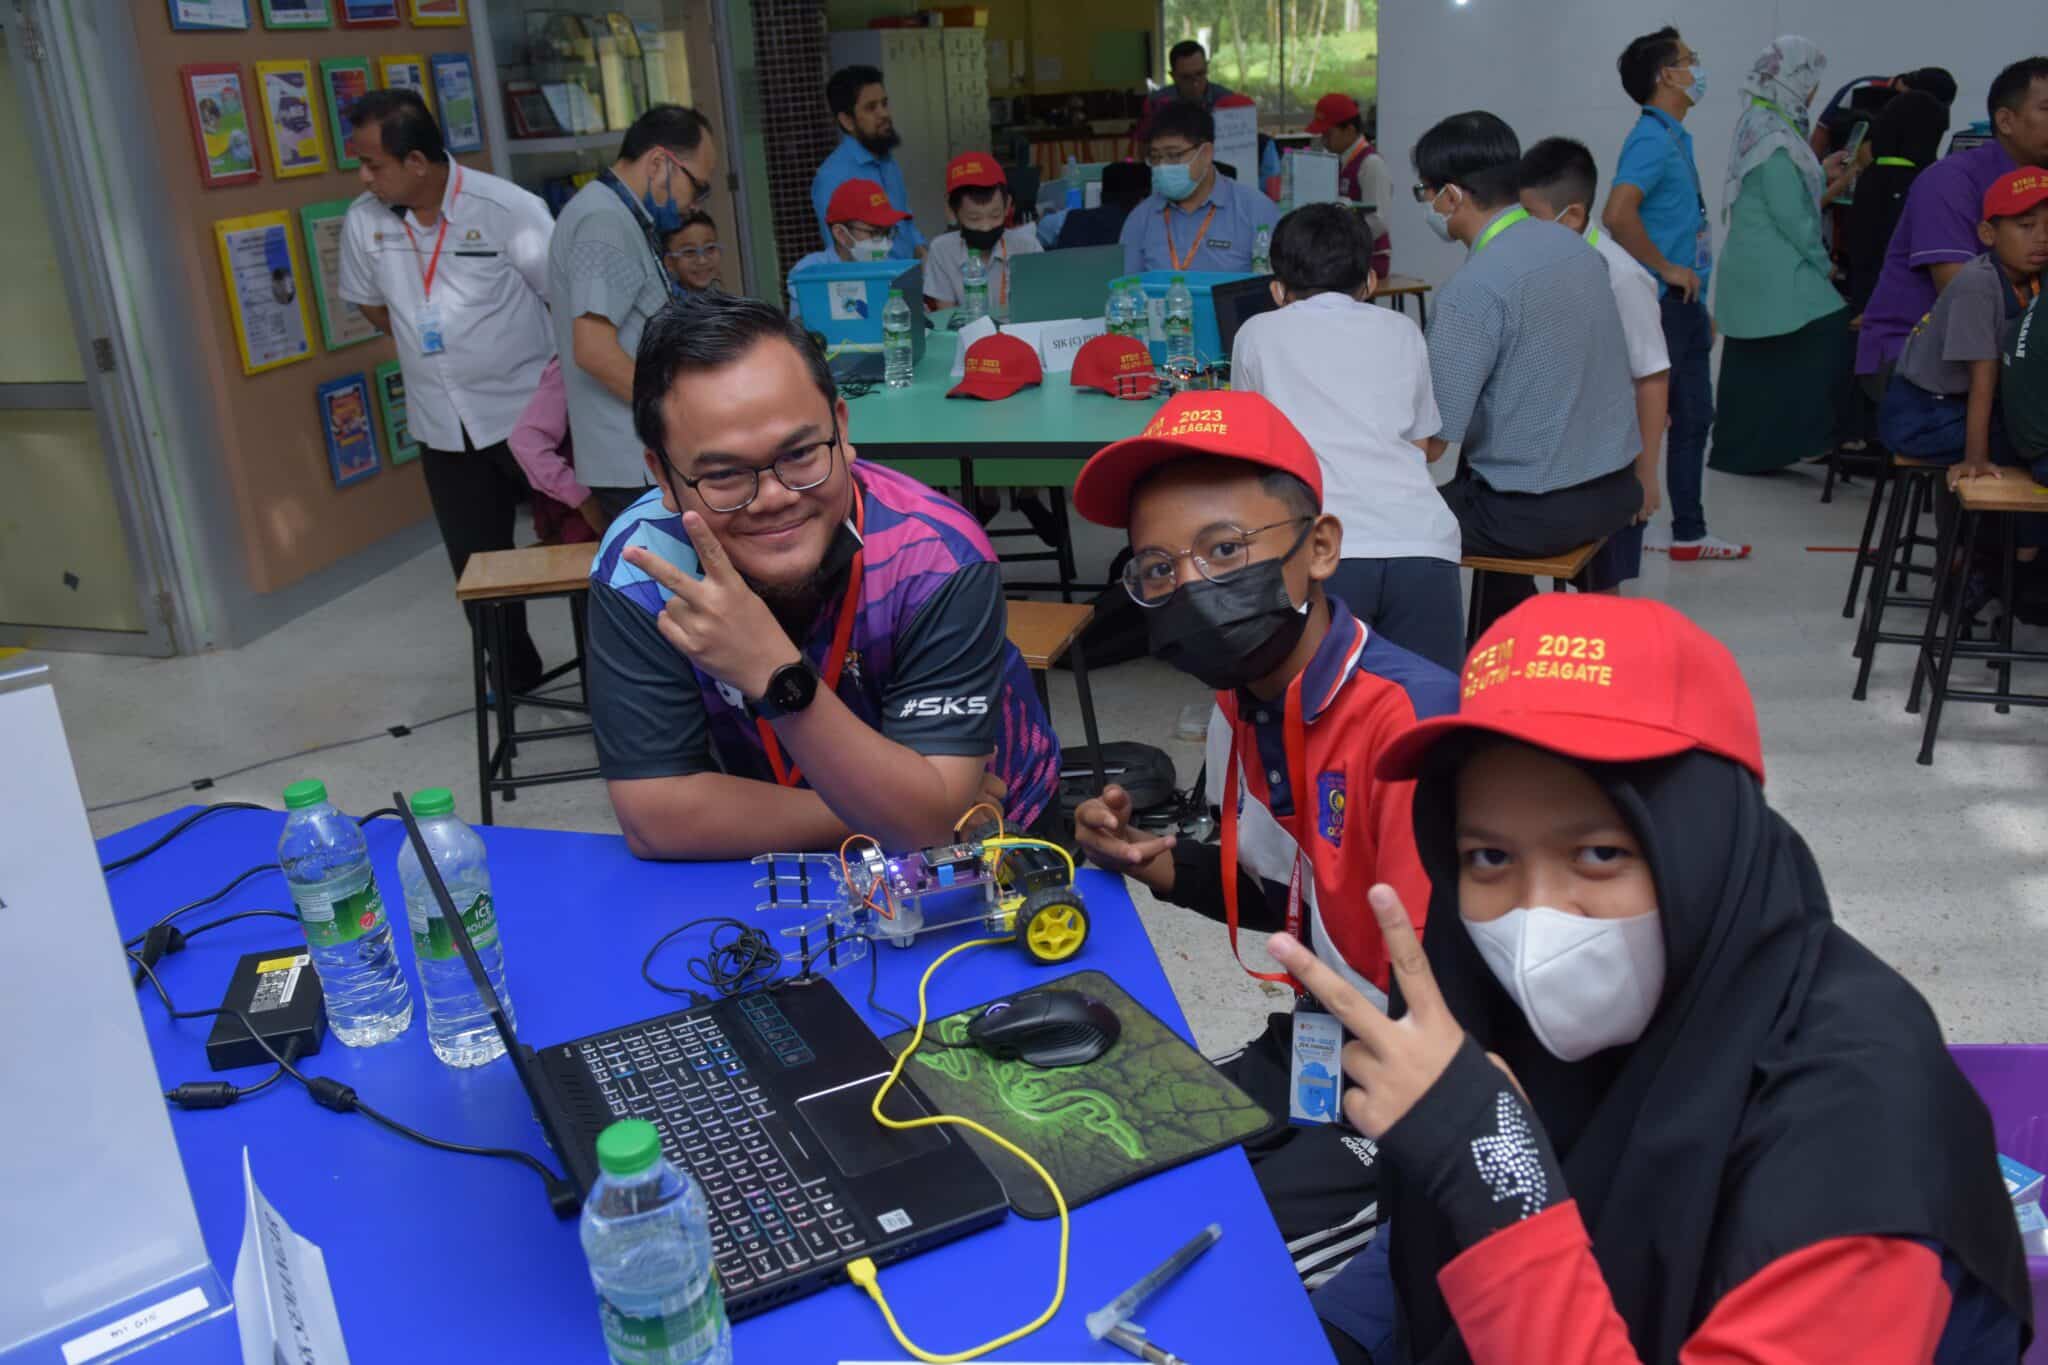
top-left (1844, 91), bottom-right (1953, 316)
top-left (1280, 594), bottom-right (2030, 1364)
top-left (1709, 37), bottom-right (1860, 476)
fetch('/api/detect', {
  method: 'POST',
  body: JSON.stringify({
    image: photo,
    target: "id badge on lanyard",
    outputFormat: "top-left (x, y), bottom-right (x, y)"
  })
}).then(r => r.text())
top-left (1289, 996), bottom-right (1348, 1127)
top-left (404, 175), bottom-right (456, 356)
top-left (417, 301), bottom-right (446, 355)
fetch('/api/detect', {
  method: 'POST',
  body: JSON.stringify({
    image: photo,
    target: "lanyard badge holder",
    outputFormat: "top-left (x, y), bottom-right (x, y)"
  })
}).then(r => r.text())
top-left (403, 173), bottom-right (458, 356)
top-left (1218, 709), bottom-right (1353, 1129)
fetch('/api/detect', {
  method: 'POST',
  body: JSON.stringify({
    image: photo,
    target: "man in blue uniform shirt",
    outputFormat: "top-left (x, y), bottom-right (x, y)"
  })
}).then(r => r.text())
top-left (1122, 102), bottom-right (1280, 274)
top-left (810, 64), bottom-right (925, 261)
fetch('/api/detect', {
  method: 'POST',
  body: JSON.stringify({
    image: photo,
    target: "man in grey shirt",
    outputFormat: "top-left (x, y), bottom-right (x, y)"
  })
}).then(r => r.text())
top-left (1415, 112), bottom-right (1641, 631)
top-left (548, 105), bottom-right (720, 519)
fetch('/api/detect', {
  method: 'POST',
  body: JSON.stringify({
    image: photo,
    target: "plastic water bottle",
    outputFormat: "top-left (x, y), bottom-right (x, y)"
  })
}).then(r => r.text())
top-left (1105, 275), bottom-right (1127, 335)
top-left (278, 780), bottom-right (412, 1046)
top-left (581, 1119), bottom-right (732, 1365)
top-left (395, 786), bottom-right (513, 1067)
top-left (1130, 277), bottom-right (1157, 343)
top-left (882, 288), bottom-right (913, 389)
top-left (960, 248), bottom-right (989, 322)
top-left (1064, 155), bottom-right (1084, 209)
top-left (1253, 225), bottom-right (1273, 275)
top-left (1165, 274), bottom-right (1196, 369)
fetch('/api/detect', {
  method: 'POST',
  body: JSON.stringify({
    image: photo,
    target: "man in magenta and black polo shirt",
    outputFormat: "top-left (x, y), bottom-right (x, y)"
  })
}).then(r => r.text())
top-left (585, 295), bottom-right (1058, 859)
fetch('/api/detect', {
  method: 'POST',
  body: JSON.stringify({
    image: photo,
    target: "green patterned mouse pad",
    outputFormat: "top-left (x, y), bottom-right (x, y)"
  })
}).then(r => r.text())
top-left (882, 970), bottom-right (1277, 1219)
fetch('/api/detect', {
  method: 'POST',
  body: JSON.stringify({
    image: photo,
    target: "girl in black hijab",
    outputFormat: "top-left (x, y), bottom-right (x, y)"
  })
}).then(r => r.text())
top-left (1845, 91), bottom-right (1953, 315)
top-left (1274, 594), bottom-right (2029, 1363)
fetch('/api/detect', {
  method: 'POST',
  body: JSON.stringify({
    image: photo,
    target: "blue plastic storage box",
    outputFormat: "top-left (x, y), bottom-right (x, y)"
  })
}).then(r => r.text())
top-left (788, 259), bottom-right (912, 351)
top-left (1136, 270), bottom-right (1254, 367)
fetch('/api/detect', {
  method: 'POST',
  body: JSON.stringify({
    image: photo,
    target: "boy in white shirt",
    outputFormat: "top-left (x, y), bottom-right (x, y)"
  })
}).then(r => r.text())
top-left (1520, 137), bottom-right (1670, 592)
top-left (1230, 202), bottom-right (1463, 670)
top-left (923, 153), bottom-right (1041, 318)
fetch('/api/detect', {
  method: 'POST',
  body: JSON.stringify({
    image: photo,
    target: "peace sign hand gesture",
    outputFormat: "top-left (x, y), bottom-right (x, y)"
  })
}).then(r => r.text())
top-left (623, 511), bottom-right (802, 700)
top-left (1270, 884), bottom-right (1567, 1249)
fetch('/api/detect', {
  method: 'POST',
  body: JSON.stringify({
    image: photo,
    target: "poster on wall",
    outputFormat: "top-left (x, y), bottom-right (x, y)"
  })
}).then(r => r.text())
top-left (214, 210), bottom-right (315, 375)
top-left (336, 0), bottom-right (398, 26)
top-left (430, 53), bottom-right (482, 153)
top-left (319, 57), bottom-right (373, 169)
top-left (179, 64), bottom-right (262, 188)
top-left (300, 200), bottom-right (381, 350)
top-left (319, 374), bottom-right (382, 488)
top-left (1213, 95), bottom-right (1259, 185)
top-left (408, 0), bottom-right (465, 26)
top-left (373, 360), bottom-right (419, 465)
top-left (258, 0), bottom-right (331, 28)
top-left (377, 54), bottom-right (432, 115)
top-left (167, 0), bottom-right (250, 30)
top-left (256, 59), bottom-right (331, 177)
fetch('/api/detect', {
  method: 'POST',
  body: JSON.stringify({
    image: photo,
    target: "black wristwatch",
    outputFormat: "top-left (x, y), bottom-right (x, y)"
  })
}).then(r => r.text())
top-left (754, 658), bottom-right (820, 719)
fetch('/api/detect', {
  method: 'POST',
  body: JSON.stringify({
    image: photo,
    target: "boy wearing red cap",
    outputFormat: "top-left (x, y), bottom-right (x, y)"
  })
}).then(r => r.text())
top-left (924, 152), bottom-right (1041, 316)
top-left (786, 177), bottom-right (913, 321)
top-left (1879, 168), bottom-right (2048, 490)
top-left (1070, 390), bottom-right (1457, 1280)
top-left (1306, 92), bottom-right (1393, 277)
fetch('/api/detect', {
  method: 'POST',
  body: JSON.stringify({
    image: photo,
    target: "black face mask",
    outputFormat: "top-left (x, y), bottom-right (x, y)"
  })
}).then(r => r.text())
top-left (959, 223), bottom-right (1005, 253)
top-left (1146, 559), bottom-right (1311, 692)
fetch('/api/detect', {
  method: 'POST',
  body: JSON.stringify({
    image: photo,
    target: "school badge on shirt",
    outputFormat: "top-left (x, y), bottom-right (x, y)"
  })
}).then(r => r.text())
top-left (1317, 772), bottom-right (1347, 846)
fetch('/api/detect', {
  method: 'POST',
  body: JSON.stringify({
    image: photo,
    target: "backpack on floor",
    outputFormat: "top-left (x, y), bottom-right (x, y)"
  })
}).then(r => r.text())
top-left (1055, 742), bottom-right (1213, 840)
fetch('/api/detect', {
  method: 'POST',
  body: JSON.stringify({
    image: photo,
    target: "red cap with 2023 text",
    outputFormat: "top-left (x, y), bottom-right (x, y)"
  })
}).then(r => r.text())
top-left (946, 153), bottom-right (1008, 194)
top-left (1306, 92), bottom-right (1361, 135)
top-left (1377, 595), bottom-right (1765, 783)
top-left (947, 332), bottom-right (1043, 401)
top-left (1984, 169), bottom-right (2048, 220)
top-left (1069, 333), bottom-right (1160, 400)
top-left (1072, 390), bottom-right (1323, 529)
top-left (825, 178), bottom-right (912, 228)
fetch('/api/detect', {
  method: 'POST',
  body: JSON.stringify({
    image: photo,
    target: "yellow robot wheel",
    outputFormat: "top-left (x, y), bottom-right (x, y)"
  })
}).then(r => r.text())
top-left (1018, 888), bottom-right (1088, 964)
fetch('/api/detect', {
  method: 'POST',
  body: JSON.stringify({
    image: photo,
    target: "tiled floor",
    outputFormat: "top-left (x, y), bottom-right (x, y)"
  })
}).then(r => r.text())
top-left (33, 460), bottom-right (2048, 1051)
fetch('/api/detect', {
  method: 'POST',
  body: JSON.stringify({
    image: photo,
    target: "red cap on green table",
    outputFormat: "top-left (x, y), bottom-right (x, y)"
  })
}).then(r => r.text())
top-left (1376, 595), bottom-right (1765, 784)
top-left (1069, 333), bottom-right (1159, 399)
top-left (947, 332), bottom-right (1043, 401)
top-left (1984, 169), bottom-right (2048, 220)
top-left (1305, 92), bottom-right (1361, 135)
top-left (1072, 390), bottom-right (1323, 529)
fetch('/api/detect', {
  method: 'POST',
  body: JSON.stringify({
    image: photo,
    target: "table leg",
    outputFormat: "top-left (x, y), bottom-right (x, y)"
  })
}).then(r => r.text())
top-left (471, 602), bottom-right (493, 827)
top-left (491, 606), bottom-right (518, 804)
top-left (1917, 509), bottom-right (1982, 765)
top-left (1465, 569), bottom-right (1485, 648)
top-left (1052, 487), bottom-right (1078, 604)
top-left (1069, 636), bottom-right (1108, 796)
top-left (958, 455), bottom-right (978, 524)
top-left (1906, 481), bottom-right (1962, 715)
top-left (1417, 294), bottom-right (1430, 331)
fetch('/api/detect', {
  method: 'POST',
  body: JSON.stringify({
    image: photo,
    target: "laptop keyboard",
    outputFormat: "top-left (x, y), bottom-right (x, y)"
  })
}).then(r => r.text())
top-left (577, 1009), bottom-right (869, 1295)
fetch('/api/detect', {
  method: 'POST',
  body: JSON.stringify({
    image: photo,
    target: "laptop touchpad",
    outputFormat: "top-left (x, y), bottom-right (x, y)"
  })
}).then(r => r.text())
top-left (798, 1073), bottom-right (950, 1179)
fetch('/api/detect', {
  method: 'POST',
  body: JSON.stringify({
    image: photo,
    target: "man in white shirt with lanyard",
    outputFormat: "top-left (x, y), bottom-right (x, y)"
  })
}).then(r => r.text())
top-left (1122, 101), bottom-right (1281, 275)
top-left (337, 88), bottom-right (555, 690)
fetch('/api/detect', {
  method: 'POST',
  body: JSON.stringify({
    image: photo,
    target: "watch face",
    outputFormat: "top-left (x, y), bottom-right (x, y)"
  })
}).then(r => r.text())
top-left (769, 662), bottom-right (817, 712)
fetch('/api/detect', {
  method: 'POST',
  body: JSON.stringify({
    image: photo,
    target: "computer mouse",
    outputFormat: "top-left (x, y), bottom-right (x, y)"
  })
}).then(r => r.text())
top-left (965, 990), bottom-right (1120, 1069)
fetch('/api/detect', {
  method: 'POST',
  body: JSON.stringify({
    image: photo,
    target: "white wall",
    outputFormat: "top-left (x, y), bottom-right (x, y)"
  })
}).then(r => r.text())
top-left (1377, 0), bottom-right (2036, 289)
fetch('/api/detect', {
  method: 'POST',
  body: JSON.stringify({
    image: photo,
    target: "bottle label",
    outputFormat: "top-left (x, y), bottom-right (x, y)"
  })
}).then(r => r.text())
top-left (597, 1285), bottom-right (727, 1363)
top-left (292, 880), bottom-right (385, 949)
top-left (411, 890), bottom-right (500, 961)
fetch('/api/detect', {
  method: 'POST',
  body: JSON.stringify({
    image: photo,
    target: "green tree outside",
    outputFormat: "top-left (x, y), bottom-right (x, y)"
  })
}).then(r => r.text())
top-left (1162, 0), bottom-right (1377, 126)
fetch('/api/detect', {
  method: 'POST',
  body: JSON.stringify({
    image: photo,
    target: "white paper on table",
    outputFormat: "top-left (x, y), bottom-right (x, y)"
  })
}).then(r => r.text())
top-left (1289, 148), bottom-right (1340, 204)
top-left (1085, 180), bottom-right (1103, 209)
top-left (1213, 100), bottom-right (1259, 184)
top-left (946, 316), bottom-right (1053, 379)
top-left (234, 1148), bottom-right (350, 1365)
top-left (1036, 317), bottom-right (1106, 374)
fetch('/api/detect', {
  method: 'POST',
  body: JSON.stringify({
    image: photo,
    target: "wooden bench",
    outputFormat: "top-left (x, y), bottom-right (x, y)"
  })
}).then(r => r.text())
top-left (456, 544), bottom-right (600, 824)
top-left (1005, 599), bottom-right (1107, 795)
top-left (1912, 475), bottom-right (2048, 764)
top-left (1460, 541), bottom-right (1603, 645)
top-left (1371, 274), bottom-right (1435, 328)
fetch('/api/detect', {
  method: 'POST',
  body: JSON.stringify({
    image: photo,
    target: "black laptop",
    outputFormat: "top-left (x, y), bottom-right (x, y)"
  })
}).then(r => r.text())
top-left (395, 799), bottom-right (1008, 1321)
top-left (1210, 274), bottom-right (1280, 358)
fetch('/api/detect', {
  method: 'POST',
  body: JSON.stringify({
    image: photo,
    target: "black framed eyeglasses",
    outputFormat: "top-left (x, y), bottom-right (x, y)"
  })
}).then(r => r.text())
top-left (1145, 143), bottom-right (1203, 168)
top-left (675, 423), bottom-right (841, 514)
top-left (1411, 181), bottom-right (1440, 204)
top-left (669, 155), bottom-right (712, 209)
top-left (1121, 517), bottom-right (1313, 606)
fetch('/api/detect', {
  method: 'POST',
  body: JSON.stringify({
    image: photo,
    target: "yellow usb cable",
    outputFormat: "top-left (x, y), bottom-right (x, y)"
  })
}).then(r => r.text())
top-left (848, 935), bottom-right (1072, 1363)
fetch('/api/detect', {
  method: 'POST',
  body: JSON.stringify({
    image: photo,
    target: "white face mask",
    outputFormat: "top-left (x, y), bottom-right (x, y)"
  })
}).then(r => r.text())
top-left (1462, 907), bottom-right (1666, 1062)
top-left (1425, 184), bottom-right (1461, 244)
top-left (849, 235), bottom-right (891, 262)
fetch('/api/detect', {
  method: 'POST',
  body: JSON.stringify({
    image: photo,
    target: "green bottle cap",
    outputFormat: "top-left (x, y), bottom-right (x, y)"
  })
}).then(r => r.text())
top-left (596, 1118), bottom-right (662, 1177)
top-left (888, 287), bottom-right (903, 299)
top-left (282, 779), bottom-right (328, 810)
top-left (1172, 273), bottom-right (1187, 284)
top-left (409, 787), bottom-right (456, 818)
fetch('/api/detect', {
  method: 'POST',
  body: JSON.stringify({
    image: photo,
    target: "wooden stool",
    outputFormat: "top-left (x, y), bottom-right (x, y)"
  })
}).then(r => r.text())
top-left (456, 544), bottom-right (599, 824)
top-left (1911, 476), bottom-right (2048, 764)
top-left (1005, 598), bottom-right (1108, 795)
top-left (1460, 541), bottom-right (1603, 646)
top-left (1849, 456), bottom-right (1944, 700)
top-left (1371, 274), bottom-right (1435, 329)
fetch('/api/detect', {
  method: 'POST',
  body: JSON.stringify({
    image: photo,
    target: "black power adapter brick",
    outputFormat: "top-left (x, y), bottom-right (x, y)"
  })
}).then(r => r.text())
top-left (205, 947), bottom-right (328, 1071)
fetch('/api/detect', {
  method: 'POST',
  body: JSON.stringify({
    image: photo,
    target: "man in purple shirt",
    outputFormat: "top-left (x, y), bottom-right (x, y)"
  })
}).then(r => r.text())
top-left (1859, 57), bottom-right (2048, 377)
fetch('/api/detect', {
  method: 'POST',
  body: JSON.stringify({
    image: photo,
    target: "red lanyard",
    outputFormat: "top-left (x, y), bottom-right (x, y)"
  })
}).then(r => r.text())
top-left (994, 237), bottom-right (1009, 311)
top-left (1219, 678), bottom-right (1308, 989)
top-left (401, 167), bottom-right (462, 300)
top-left (2015, 276), bottom-right (2042, 313)
top-left (1163, 204), bottom-right (1219, 272)
top-left (755, 486), bottom-right (865, 787)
